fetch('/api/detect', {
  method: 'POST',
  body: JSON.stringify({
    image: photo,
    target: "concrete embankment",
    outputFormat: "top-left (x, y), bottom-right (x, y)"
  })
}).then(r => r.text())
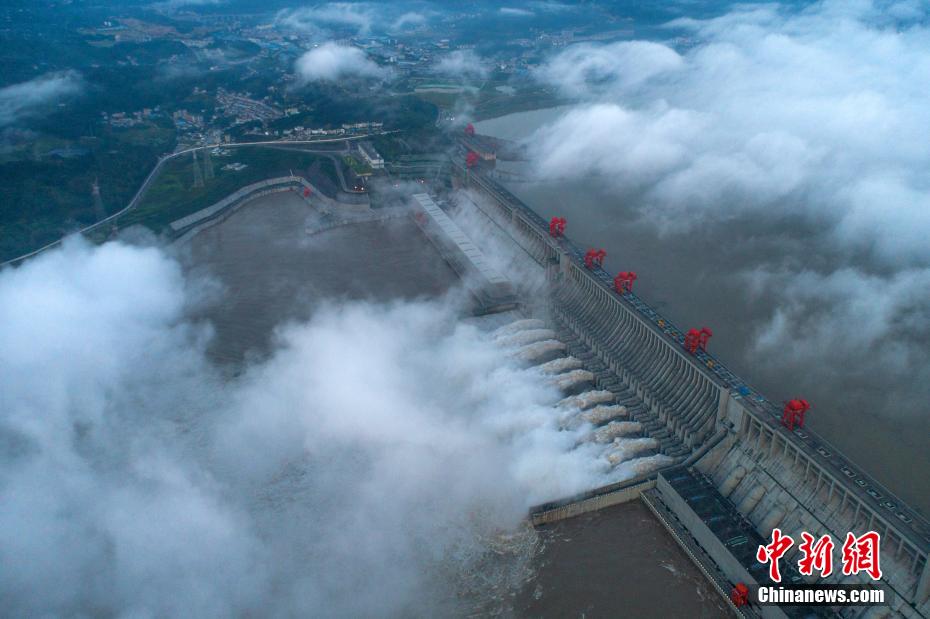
top-left (530, 475), bottom-right (657, 526)
top-left (171, 175), bottom-right (373, 243)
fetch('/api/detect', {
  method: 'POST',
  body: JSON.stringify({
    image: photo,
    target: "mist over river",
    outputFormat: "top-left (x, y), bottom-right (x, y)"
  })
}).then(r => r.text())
top-left (477, 109), bottom-right (930, 517)
top-left (185, 190), bottom-right (727, 617)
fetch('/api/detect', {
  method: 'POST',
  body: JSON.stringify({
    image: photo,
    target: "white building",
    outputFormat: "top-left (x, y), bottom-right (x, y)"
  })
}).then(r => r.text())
top-left (358, 141), bottom-right (384, 169)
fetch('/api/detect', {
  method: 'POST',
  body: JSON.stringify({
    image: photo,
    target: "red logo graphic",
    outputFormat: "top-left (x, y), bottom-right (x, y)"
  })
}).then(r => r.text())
top-left (798, 532), bottom-right (835, 577)
top-left (757, 528), bottom-right (795, 582)
top-left (841, 532), bottom-right (882, 580)
top-left (757, 530), bottom-right (883, 583)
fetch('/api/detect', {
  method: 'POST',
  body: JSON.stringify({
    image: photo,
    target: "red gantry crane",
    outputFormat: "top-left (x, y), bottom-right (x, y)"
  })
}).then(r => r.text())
top-left (584, 248), bottom-right (606, 269)
top-left (549, 216), bottom-right (566, 238)
top-left (614, 271), bottom-right (637, 294)
top-left (684, 327), bottom-right (713, 354)
top-left (781, 399), bottom-right (811, 431)
top-left (730, 583), bottom-right (750, 607)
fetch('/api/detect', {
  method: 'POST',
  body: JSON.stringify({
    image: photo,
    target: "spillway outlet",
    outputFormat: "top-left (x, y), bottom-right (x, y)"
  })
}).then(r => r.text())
top-left (493, 318), bottom-right (546, 336)
top-left (623, 454), bottom-right (676, 477)
top-left (589, 421), bottom-right (643, 443)
top-left (605, 438), bottom-right (660, 464)
top-left (580, 405), bottom-right (629, 426)
top-left (511, 339), bottom-right (567, 364)
top-left (557, 390), bottom-right (616, 411)
top-left (535, 356), bottom-right (584, 375)
top-left (496, 328), bottom-right (557, 348)
top-left (549, 369), bottom-right (595, 393)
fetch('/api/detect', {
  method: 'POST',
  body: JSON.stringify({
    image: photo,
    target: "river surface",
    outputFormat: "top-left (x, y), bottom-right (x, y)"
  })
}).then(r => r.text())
top-left (519, 502), bottom-right (727, 618)
top-left (477, 109), bottom-right (930, 517)
top-left (183, 190), bottom-right (727, 617)
top-left (185, 191), bottom-right (458, 365)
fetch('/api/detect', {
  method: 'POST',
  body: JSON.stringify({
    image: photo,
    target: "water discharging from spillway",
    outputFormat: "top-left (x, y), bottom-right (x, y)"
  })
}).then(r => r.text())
top-left (185, 193), bottom-right (724, 617)
top-left (491, 318), bottom-right (673, 483)
top-left (548, 369), bottom-right (594, 392)
top-left (589, 421), bottom-right (643, 443)
top-left (495, 328), bottom-right (557, 348)
top-left (536, 356), bottom-right (584, 374)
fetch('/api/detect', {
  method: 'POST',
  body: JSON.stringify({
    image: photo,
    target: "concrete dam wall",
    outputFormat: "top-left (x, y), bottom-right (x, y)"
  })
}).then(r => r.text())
top-left (453, 163), bottom-right (930, 618)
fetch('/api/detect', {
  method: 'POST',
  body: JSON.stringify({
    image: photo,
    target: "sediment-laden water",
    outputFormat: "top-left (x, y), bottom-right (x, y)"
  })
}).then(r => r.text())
top-left (184, 190), bottom-right (727, 617)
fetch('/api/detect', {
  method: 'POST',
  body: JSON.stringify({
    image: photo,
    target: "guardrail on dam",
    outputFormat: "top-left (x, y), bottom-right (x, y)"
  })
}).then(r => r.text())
top-left (452, 163), bottom-right (930, 617)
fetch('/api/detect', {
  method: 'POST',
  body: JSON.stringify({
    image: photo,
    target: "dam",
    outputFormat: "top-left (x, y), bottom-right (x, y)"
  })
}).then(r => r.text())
top-left (171, 154), bottom-right (928, 617)
top-left (450, 163), bottom-right (930, 619)
top-left (180, 179), bottom-right (726, 616)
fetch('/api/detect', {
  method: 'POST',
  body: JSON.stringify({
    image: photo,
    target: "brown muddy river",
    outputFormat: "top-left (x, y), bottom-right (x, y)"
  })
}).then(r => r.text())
top-left (182, 190), bottom-right (727, 617)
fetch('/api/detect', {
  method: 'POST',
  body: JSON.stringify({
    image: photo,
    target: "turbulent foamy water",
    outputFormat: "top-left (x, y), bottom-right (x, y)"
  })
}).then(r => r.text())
top-left (493, 318), bottom-right (546, 336)
top-left (557, 390), bottom-right (615, 411)
top-left (0, 190), bottom-right (720, 617)
top-left (511, 338), bottom-right (566, 363)
top-left (590, 421), bottom-right (643, 443)
top-left (606, 438), bottom-right (661, 465)
top-left (495, 328), bottom-right (557, 348)
top-left (548, 369), bottom-right (595, 391)
top-left (536, 356), bottom-right (584, 374)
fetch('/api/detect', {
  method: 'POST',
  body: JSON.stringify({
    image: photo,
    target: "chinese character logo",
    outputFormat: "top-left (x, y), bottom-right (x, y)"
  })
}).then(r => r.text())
top-left (841, 532), bottom-right (882, 580)
top-left (757, 528), bottom-right (794, 582)
top-left (798, 532), bottom-right (834, 577)
top-left (757, 530), bottom-right (883, 582)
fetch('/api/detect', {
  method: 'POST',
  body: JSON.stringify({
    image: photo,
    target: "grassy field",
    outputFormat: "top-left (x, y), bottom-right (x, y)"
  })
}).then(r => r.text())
top-left (410, 79), bottom-right (566, 122)
top-left (471, 87), bottom-right (566, 120)
top-left (342, 154), bottom-right (373, 177)
top-left (119, 146), bottom-right (328, 232)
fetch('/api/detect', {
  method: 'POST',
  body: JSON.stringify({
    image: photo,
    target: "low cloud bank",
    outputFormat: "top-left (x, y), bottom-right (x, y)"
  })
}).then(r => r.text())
top-left (0, 237), bottom-right (611, 616)
top-left (0, 71), bottom-right (83, 127)
top-left (278, 3), bottom-right (432, 36)
top-left (295, 42), bottom-right (385, 82)
top-left (280, 2), bottom-right (377, 35)
top-left (434, 50), bottom-right (489, 80)
top-left (531, 2), bottom-right (930, 265)
top-left (524, 1), bottom-right (930, 400)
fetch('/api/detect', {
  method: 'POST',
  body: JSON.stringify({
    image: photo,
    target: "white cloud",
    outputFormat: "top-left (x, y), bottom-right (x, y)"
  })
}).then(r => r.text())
top-left (279, 4), bottom-right (434, 35)
top-left (537, 40), bottom-right (684, 98)
top-left (748, 266), bottom-right (930, 365)
top-left (529, 0), bottom-right (572, 11)
top-left (295, 42), bottom-right (385, 82)
top-left (153, 0), bottom-right (224, 9)
top-left (500, 7), bottom-right (534, 17)
top-left (0, 236), bottom-right (630, 615)
top-left (391, 11), bottom-right (428, 30)
top-left (516, 0), bottom-right (930, 427)
top-left (530, 2), bottom-right (930, 266)
top-left (0, 71), bottom-right (83, 127)
top-left (279, 3), bottom-right (376, 35)
top-left (433, 49), bottom-right (489, 80)
top-left (529, 102), bottom-right (706, 191)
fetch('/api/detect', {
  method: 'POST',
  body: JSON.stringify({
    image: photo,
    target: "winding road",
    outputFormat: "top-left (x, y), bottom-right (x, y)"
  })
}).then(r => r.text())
top-left (1, 133), bottom-right (391, 267)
